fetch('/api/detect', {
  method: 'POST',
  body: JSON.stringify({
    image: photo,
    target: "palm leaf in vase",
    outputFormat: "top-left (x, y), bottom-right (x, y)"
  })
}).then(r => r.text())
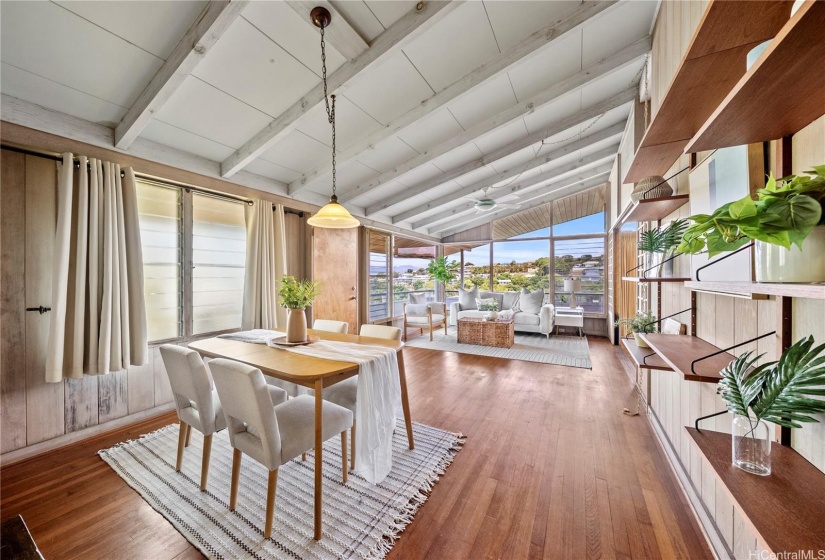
top-left (717, 352), bottom-right (772, 417)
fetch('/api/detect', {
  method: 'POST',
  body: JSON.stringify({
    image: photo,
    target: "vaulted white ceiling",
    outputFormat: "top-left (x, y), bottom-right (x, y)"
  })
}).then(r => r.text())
top-left (0, 0), bottom-right (657, 239)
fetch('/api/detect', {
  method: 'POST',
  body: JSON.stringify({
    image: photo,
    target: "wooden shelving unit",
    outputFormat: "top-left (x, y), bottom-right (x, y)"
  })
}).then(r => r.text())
top-left (688, 1), bottom-right (825, 152)
top-left (624, 1), bottom-right (791, 183)
top-left (622, 276), bottom-right (690, 283)
top-left (620, 338), bottom-right (672, 371)
top-left (624, 194), bottom-right (689, 223)
top-left (687, 428), bottom-right (825, 554)
top-left (638, 333), bottom-right (740, 383)
top-left (684, 281), bottom-right (825, 300)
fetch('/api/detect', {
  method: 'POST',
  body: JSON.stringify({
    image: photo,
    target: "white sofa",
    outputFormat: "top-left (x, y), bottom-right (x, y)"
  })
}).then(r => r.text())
top-left (449, 290), bottom-right (555, 337)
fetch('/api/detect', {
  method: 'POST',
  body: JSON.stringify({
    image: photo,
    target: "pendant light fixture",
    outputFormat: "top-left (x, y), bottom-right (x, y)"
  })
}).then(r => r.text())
top-left (306, 6), bottom-right (360, 229)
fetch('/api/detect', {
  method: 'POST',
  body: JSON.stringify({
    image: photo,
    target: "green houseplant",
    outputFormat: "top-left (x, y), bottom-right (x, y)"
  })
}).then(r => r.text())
top-left (637, 219), bottom-right (687, 277)
top-left (427, 256), bottom-right (459, 285)
top-left (277, 276), bottom-right (322, 342)
top-left (615, 311), bottom-right (657, 348)
top-left (717, 336), bottom-right (825, 475)
top-left (677, 165), bottom-right (825, 282)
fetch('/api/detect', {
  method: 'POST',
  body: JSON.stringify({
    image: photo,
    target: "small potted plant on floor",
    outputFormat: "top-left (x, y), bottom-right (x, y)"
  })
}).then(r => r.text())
top-left (676, 165), bottom-right (825, 282)
top-left (717, 336), bottom-right (825, 476)
top-left (277, 275), bottom-right (321, 343)
top-left (637, 219), bottom-right (687, 277)
top-left (615, 311), bottom-right (657, 348)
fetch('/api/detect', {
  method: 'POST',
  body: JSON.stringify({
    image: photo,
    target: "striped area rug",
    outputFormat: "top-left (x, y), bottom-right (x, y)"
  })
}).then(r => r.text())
top-left (404, 331), bottom-right (592, 369)
top-left (100, 420), bottom-right (464, 560)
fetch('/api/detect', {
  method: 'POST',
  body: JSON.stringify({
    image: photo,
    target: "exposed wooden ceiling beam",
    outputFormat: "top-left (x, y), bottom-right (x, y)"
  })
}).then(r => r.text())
top-left (390, 122), bottom-right (625, 223)
top-left (287, 1), bottom-right (368, 61)
top-left (364, 85), bottom-right (635, 213)
top-left (220, 0), bottom-right (459, 178)
top-left (436, 174), bottom-right (610, 237)
top-left (290, 0), bottom-right (620, 195)
top-left (340, 34), bottom-right (648, 203)
top-left (413, 154), bottom-right (615, 230)
top-left (114, 0), bottom-right (249, 149)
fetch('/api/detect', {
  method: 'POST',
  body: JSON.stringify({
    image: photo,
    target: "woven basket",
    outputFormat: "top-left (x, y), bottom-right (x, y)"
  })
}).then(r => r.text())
top-left (631, 176), bottom-right (673, 202)
top-left (457, 318), bottom-right (514, 348)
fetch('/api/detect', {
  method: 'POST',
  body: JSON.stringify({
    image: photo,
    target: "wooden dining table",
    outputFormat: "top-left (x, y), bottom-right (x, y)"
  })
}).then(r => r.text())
top-left (188, 329), bottom-right (414, 540)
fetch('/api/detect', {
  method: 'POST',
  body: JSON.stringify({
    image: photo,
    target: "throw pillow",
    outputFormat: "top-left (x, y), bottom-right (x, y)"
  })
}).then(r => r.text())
top-left (409, 293), bottom-right (428, 304)
top-left (405, 303), bottom-right (429, 316)
top-left (458, 286), bottom-right (479, 310)
top-left (475, 297), bottom-right (498, 310)
top-left (504, 291), bottom-right (521, 312)
top-left (519, 288), bottom-right (544, 315)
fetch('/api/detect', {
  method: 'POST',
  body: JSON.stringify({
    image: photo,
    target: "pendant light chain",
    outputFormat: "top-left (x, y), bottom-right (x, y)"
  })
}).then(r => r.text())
top-left (320, 24), bottom-right (337, 198)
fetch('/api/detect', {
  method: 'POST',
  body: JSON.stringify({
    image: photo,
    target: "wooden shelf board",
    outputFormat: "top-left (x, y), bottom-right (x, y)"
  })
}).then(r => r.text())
top-left (685, 281), bottom-right (825, 300)
top-left (688, 1), bottom-right (825, 152)
top-left (622, 276), bottom-right (690, 283)
top-left (687, 428), bottom-right (825, 554)
top-left (624, 194), bottom-right (689, 223)
top-left (638, 333), bottom-right (742, 383)
top-left (620, 338), bottom-right (672, 371)
top-left (624, 0), bottom-right (791, 183)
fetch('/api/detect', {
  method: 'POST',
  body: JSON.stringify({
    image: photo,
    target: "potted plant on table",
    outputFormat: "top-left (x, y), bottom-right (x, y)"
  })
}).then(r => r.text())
top-left (717, 336), bottom-right (825, 476)
top-left (614, 311), bottom-right (657, 348)
top-left (676, 165), bottom-right (825, 282)
top-left (277, 276), bottom-right (321, 343)
top-left (637, 219), bottom-right (688, 277)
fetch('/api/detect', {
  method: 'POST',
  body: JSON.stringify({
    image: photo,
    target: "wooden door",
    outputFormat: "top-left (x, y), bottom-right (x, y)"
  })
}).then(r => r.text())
top-left (312, 227), bottom-right (358, 334)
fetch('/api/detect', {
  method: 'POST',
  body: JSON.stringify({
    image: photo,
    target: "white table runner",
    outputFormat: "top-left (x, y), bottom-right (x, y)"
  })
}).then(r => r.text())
top-left (217, 330), bottom-right (402, 484)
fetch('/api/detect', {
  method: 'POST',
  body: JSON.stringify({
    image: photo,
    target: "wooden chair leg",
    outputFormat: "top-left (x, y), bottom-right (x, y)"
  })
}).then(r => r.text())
top-left (429, 318), bottom-right (433, 341)
top-left (340, 431), bottom-right (348, 483)
top-left (229, 449), bottom-right (242, 511)
top-left (200, 434), bottom-right (213, 491)
top-left (184, 424), bottom-right (192, 447)
top-left (176, 421), bottom-right (187, 472)
top-left (264, 469), bottom-right (278, 539)
top-left (350, 423), bottom-right (356, 471)
top-left (301, 452), bottom-right (306, 461)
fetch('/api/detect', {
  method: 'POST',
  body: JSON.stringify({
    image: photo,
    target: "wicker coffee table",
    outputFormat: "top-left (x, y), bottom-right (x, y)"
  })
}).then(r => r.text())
top-left (456, 317), bottom-right (515, 349)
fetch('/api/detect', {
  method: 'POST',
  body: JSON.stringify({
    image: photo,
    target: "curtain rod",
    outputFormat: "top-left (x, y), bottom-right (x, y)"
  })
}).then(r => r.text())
top-left (1, 143), bottom-right (253, 206)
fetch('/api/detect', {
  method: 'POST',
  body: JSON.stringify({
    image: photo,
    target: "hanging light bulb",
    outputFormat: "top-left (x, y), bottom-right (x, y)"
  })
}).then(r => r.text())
top-left (306, 6), bottom-right (360, 229)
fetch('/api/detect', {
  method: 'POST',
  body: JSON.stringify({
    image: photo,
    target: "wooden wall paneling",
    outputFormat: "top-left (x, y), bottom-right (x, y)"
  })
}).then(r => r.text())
top-left (1, 150), bottom-right (27, 453)
top-left (152, 346), bottom-right (173, 407)
top-left (313, 227), bottom-right (358, 334)
top-left (733, 508), bottom-right (758, 559)
top-left (24, 155), bottom-right (64, 445)
top-left (127, 353), bottom-right (155, 416)
top-left (791, 298), bottom-right (825, 472)
top-left (98, 370), bottom-right (128, 424)
top-left (792, 115), bottom-right (825, 172)
top-left (64, 376), bottom-right (98, 433)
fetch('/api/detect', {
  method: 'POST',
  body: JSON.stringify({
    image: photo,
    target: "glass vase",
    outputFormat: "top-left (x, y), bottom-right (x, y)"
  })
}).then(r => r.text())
top-left (731, 413), bottom-right (771, 476)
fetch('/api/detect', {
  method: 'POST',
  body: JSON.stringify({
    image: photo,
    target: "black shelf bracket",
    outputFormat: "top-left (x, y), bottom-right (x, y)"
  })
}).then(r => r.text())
top-left (695, 242), bottom-right (753, 281)
top-left (690, 330), bottom-right (776, 375)
top-left (694, 409), bottom-right (728, 432)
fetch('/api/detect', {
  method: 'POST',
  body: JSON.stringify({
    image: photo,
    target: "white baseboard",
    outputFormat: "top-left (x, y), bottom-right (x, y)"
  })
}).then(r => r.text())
top-left (0, 403), bottom-right (175, 467)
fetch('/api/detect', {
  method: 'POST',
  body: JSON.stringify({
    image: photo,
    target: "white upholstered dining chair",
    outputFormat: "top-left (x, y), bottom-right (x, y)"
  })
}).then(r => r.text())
top-left (159, 345), bottom-right (227, 491)
top-left (209, 358), bottom-right (352, 539)
top-left (312, 319), bottom-right (349, 334)
top-left (403, 302), bottom-right (446, 341)
top-left (359, 324), bottom-right (402, 341)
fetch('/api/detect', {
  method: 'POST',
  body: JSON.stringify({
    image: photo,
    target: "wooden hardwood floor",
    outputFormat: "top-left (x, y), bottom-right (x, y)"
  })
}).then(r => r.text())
top-left (0, 338), bottom-right (711, 559)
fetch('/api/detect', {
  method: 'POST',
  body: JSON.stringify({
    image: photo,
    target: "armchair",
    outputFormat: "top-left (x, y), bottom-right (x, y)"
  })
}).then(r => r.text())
top-left (403, 302), bottom-right (446, 341)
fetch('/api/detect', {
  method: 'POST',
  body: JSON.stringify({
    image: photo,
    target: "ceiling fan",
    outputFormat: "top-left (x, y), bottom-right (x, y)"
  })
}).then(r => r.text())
top-left (466, 189), bottom-right (522, 214)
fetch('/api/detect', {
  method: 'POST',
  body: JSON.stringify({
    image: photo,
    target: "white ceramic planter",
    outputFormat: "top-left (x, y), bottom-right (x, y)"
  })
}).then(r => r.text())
top-left (634, 332), bottom-right (650, 348)
top-left (755, 226), bottom-right (825, 283)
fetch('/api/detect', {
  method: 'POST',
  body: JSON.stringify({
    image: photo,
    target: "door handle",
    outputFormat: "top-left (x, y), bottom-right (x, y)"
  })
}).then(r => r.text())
top-left (348, 296), bottom-right (356, 300)
top-left (26, 306), bottom-right (51, 314)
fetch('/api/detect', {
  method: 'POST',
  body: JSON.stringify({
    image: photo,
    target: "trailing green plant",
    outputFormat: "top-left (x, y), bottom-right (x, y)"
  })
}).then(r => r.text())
top-left (614, 311), bottom-right (657, 334)
top-left (677, 165), bottom-right (825, 257)
top-left (277, 276), bottom-right (321, 309)
top-left (638, 219), bottom-right (688, 255)
top-left (426, 256), bottom-right (459, 284)
top-left (718, 336), bottom-right (825, 428)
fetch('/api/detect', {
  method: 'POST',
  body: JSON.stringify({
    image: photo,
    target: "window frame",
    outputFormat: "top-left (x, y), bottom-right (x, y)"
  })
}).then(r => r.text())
top-left (137, 179), bottom-right (248, 345)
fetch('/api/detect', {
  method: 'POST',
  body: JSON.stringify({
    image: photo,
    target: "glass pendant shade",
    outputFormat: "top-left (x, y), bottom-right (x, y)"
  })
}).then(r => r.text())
top-left (307, 195), bottom-right (360, 229)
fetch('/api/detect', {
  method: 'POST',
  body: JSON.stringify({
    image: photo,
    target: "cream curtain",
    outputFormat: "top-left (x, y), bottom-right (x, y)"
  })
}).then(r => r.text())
top-left (46, 154), bottom-right (148, 382)
top-left (242, 200), bottom-right (287, 330)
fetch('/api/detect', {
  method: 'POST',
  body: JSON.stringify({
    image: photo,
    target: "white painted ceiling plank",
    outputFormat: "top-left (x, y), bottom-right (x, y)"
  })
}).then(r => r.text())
top-left (289, 0), bottom-right (619, 195)
top-left (114, 0), bottom-right (249, 149)
top-left (220, 0), bottom-right (459, 178)
top-left (412, 154), bottom-right (615, 230)
top-left (392, 123), bottom-right (624, 223)
top-left (287, 0), bottom-right (368, 61)
top-left (339, 35), bottom-right (647, 203)
top-left (361, 86), bottom-right (635, 212)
